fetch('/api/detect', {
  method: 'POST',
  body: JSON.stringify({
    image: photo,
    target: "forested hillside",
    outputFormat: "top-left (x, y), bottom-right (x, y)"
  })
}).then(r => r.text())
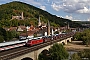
top-left (0, 1), bottom-right (82, 28)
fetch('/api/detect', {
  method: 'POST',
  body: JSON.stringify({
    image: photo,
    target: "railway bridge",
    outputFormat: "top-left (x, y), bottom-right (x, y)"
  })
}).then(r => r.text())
top-left (0, 36), bottom-right (73, 60)
top-left (14, 37), bottom-right (72, 60)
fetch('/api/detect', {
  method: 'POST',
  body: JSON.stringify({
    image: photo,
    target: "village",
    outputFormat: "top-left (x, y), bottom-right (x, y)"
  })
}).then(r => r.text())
top-left (3, 12), bottom-right (77, 40)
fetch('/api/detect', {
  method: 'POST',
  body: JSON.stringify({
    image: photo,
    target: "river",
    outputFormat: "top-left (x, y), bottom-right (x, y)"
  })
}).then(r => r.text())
top-left (68, 51), bottom-right (77, 60)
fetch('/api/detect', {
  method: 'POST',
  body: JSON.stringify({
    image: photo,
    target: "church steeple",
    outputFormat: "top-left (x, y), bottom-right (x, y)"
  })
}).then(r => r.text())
top-left (21, 12), bottom-right (24, 20)
top-left (38, 16), bottom-right (41, 27)
top-left (47, 20), bottom-right (50, 36)
top-left (67, 22), bottom-right (69, 29)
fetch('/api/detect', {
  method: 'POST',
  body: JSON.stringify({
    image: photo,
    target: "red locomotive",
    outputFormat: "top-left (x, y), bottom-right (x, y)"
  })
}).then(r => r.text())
top-left (26, 37), bottom-right (44, 46)
top-left (26, 34), bottom-right (63, 46)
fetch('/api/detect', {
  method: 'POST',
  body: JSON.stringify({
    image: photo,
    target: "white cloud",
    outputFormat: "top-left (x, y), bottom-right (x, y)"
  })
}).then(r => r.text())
top-left (51, 3), bottom-right (62, 11)
top-left (87, 18), bottom-right (90, 21)
top-left (77, 7), bottom-right (90, 14)
top-left (56, 15), bottom-right (78, 21)
top-left (64, 15), bottom-right (82, 21)
top-left (40, 5), bottom-right (46, 10)
top-left (72, 19), bottom-right (81, 21)
top-left (47, 0), bottom-right (50, 2)
top-left (65, 15), bottom-right (73, 20)
top-left (56, 15), bottom-right (63, 18)
top-left (51, 0), bottom-right (90, 14)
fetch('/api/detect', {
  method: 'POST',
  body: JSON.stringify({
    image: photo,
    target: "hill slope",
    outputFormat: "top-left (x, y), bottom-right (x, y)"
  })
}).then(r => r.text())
top-left (0, 1), bottom-right (82, 28)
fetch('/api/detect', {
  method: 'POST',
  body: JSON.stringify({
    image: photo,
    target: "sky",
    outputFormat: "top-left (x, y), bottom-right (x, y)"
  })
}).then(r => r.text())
top-left (0, 0), bottom-right (90, 21)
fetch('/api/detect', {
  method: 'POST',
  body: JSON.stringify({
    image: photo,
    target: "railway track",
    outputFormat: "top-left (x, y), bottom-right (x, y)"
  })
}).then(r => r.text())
top-left (0, 40), bottom-right (52, 60)
top-left (0, 33), bottom-right (74, 60)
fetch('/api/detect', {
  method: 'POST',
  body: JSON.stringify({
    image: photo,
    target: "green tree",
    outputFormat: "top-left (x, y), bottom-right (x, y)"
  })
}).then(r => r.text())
top-left (0, 27), bottom-right (6, 41)
top-left (49, 43), bottom-right (69, 60)
top-left (38, 43), bottom-right (69, 60)
top-left (0, 35), bottom-right (4, 43)
top-left (73, 32), bottom-right (82, 41)
top-left (10, 30), bottom-right (19, 38)
top-left (71, 53), bottom-right (81, 60)
top-left (82, 29), bottom-right (90, 45)
top-left (11, 19), bottom-right (18, 27)
top-left (73, 29), bottom-right (90, 45)
top-left (71, 50), bottom-right (90, 60)
top-left (78, 49), bottom-right (90, 60)
top-left (5, 31), bottom-right (13, 41)
top-left (38, 49), bottom-right (51, 60)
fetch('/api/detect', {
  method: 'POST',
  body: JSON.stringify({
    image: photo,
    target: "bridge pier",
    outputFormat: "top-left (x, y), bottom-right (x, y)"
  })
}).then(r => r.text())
top-left (65, 39), bottom-right (67, 44)
top-left (34, 51), bottom-right (38, 60)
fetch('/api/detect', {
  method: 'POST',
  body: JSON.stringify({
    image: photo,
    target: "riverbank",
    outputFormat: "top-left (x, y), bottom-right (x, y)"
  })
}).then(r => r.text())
top-left (64, 41), bottom-right (90, 51)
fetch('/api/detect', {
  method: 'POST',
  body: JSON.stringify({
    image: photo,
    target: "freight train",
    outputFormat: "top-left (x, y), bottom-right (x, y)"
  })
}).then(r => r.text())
top-left (25, 32), bottom-right (73, 46)
top-left (0, 32), bottom-right (74, 51)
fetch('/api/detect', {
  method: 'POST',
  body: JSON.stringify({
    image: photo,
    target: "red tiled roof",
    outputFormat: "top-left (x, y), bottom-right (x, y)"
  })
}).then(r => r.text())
top-left (18, 26), bottom-right (26, 30)
top-left (9, 27), bottom-right (17, 31)
top-left (20, 31), bottom-right (36, 36)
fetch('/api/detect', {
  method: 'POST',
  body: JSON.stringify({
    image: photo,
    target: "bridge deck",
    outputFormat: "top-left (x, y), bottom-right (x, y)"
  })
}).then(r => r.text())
top-left (0, 33), bottom-right (74, 60)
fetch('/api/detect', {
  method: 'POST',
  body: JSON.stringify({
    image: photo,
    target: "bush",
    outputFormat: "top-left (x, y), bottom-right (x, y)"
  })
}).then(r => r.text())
top-left (0, 35), bottom-right (4, 43)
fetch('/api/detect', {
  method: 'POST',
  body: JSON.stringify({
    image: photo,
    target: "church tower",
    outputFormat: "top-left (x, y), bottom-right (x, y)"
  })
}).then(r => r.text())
top-left (47, 20), bottom-right (50, 36)
top-left (21, 12), bottom-right (24, 20)
top-left (38, 16), bottom-right (41, 27)
top-left (67, 22), bottom-right (70, 29)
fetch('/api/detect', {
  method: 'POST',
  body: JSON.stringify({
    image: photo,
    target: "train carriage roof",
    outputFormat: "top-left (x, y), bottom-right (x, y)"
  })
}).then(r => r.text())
top-left (0, 40), bottom-right (27, 47)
